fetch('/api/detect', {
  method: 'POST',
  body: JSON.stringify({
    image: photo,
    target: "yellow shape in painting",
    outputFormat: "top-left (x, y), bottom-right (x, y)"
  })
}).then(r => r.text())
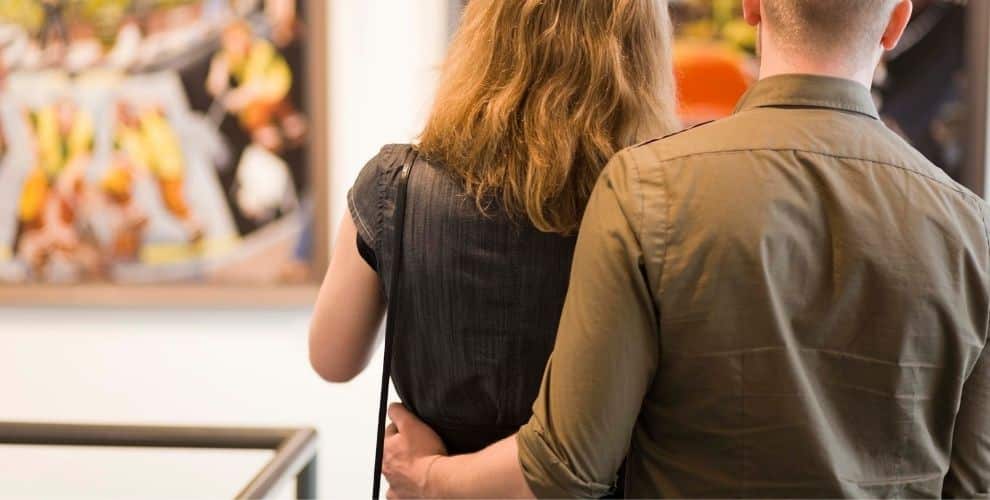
top-left (101, 165), bottom-right (133, 199)
top-left (0, 0), bottom-right (44, 34)
top-left (67, 111), bottom-right (95, 161)
top-left (18, 168), bottom-right (49, 224)
top-left (139, 236), bottom-right (239, 265)
top-left (32, 107), bottom-right (64, 179)
top-left (199, 235), bottom-right (240, 258)
top-left (139, 111), bottom-right (185, 182)
top-left (140, 243), bottom-right (198, 265)
top-left (115, 122), bottom-right (151, 170)
top-left (30, 106), bottom-right (94, 179)
top-left (231, 40), bottom-right (293, 101)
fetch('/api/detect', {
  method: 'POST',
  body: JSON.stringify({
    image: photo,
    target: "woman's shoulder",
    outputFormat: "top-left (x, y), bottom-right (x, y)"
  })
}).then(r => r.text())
top-left (367, 143), bottom-right (414, 174)
top-left (349, 143), bottom-right (440, 250)
top-left (358, 144), bottom-right (452, 189)
top-left (348, 144), bottom-right (408, 249)
top-left (352, 143), bottom-right (414, 188)
top-left (378, 143), bottom-right (414, 161)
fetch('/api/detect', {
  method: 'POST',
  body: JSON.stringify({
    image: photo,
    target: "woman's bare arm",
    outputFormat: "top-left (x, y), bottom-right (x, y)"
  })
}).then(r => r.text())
top-left (308, 214), bottom-right (386, 382)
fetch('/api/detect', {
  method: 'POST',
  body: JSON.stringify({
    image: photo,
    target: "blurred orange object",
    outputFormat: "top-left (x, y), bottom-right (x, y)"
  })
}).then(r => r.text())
top-left (159, 179), bottom-right (191, 220)
top-left (18, 168), bottom-right (48, 225)
top-left (674, 43), bottom-right (754, 125)
top-left (101, 165), bottom-right (134, 204)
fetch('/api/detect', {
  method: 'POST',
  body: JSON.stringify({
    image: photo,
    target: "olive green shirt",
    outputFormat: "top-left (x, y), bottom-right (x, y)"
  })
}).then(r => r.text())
top-left (516, 74), bottom-right (990, 498)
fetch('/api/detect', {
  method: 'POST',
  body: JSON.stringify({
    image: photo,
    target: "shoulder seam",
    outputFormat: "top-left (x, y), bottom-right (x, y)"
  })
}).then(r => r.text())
top-left (656, 160), bottom-right (672, 298)
top-left (628, 151), bottom-right (645, 240)
top-left (632, 121), bottom-right (715, 150)
top-left (347, 192), bottom-right (374, 244)
top-left (652, 147), bottom-right (975, 201)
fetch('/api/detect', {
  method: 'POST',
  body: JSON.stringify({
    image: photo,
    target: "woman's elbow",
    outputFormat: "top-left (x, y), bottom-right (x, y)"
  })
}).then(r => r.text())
top-left (308, 327), bottom-right (363, 383)
top-left (315, 367), bottom-right (359, 384)
top-left (309, 348), bottom-right (361, 383)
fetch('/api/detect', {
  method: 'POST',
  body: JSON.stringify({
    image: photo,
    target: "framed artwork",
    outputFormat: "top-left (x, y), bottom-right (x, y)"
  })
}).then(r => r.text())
top-left (670, 0), bottom-right (990, 193)
top-left (0, 0), bottom-right (328, 306)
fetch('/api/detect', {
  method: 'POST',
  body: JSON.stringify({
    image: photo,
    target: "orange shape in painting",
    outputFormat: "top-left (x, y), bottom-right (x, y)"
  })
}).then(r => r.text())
top-left (18, 168), bottom-right (49, 225)
top-left (675, 43), bottom-right (753, 125)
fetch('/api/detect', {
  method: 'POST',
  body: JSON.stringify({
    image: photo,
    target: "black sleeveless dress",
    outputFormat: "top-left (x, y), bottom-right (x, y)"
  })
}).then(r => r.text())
top-left (348, 144), bottom-right (577, 454)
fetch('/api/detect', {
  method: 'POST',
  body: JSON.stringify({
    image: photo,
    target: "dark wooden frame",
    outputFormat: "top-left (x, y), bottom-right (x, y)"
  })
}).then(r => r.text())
top-left (0, 422), bottom-right (318, 499)
top-left (961, 0), bottom-right (990, 197)
top-left (0, 0), bottom-right (330, 307)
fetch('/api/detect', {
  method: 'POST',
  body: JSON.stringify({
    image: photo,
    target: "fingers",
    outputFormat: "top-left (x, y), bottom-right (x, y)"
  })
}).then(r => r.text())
top-left (388, 402), bottom-right (414, 431)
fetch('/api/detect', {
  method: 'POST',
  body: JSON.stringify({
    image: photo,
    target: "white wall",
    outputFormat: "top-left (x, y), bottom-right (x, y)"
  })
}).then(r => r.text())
top-left (329, 0), bottom-right (448, 233)
top-left (0, 1), bottom-right (448, 498)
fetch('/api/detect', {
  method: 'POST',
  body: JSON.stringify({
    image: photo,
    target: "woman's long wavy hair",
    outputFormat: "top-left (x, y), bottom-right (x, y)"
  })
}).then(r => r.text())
top-left (419, 0), bottom-right (679, 235)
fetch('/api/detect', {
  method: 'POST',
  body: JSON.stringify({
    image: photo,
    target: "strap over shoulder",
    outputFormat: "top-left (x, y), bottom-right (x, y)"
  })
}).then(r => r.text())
top-left (371, 147), bottom-right (419, 499)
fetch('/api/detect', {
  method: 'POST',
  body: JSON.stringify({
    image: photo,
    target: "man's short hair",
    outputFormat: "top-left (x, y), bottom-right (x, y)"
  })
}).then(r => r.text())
top-left (763, 0), bottom-right (898, 62)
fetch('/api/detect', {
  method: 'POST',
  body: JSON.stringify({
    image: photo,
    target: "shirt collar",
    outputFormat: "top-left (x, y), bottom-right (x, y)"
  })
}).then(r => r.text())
top-left (734, 73), bottom-right (880, 120)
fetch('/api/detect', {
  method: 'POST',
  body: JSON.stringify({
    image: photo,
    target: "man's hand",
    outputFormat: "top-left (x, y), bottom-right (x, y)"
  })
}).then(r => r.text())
top-left (382, 403), bottom-right (447, 499)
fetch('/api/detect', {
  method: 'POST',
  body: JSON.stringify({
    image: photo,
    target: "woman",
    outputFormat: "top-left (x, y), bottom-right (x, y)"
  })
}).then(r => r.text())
top-left (310, 0), bottom-right (678, 457)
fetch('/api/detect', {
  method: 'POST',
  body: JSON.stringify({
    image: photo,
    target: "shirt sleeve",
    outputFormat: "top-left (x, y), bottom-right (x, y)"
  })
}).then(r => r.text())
top-left (346, 144), bottom-right (404, 255)
top-left (356, 232), bottom-right (378, 271)
top-left (516, 150), bottom-right (661, 498)
top-left (943, 204), bottom-right (990, 499)
top-left (944, 342), bottom-right (990, 498)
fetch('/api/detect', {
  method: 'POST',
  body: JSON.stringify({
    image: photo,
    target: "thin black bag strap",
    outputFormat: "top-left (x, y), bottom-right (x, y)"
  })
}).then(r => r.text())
top-left (372, 147), bottom-right (418, 499)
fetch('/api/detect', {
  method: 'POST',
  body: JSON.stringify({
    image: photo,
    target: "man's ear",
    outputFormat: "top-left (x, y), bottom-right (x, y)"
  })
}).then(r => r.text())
top-left (881, 0), bottom-right (913, 51)
top-left (742, 0), bottom-right (762, 27)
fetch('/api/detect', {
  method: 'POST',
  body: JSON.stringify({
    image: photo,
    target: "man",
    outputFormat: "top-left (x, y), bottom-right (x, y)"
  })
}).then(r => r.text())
top-left (383, 0), bottom-right (990, 497)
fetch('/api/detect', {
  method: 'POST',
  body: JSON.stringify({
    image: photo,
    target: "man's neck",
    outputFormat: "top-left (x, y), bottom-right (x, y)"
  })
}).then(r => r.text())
top-left (758, 58), bottom-right (876, 90)
top-left (756, 30), bottom-right (880, 90)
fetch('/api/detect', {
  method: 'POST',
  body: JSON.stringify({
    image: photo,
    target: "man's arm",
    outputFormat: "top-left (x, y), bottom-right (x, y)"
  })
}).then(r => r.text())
top-left (514, 150), bottom-right (660, 498)
top-left (429, 435), bottom-right (534, 498)
top-left (383, 404), bottom-right (533, 498)
top-left (944, 204), bottom-right (990, 499)
top-left (943, 341), bottom-right (990, 498)
top-left (383, 151), bottom-right (661, 498)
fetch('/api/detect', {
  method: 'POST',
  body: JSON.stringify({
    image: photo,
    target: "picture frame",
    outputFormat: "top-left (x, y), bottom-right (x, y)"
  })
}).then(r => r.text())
top-left (962, 0), bottom-right (990, 196)
top-left (0, 0), bottom-right (328, 307)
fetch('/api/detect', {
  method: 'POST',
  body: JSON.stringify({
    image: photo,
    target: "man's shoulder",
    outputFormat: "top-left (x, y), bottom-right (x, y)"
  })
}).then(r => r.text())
top-left (622, 111), bottom-right (983, 204)
top-left (624, 113), bottom-right (758, 166)
top-left (632, 120), bottom-right (715, 149)
top-left (601, 119), bottom-right (745, 210)
top-left (871, 127), bottom-right (983, 203)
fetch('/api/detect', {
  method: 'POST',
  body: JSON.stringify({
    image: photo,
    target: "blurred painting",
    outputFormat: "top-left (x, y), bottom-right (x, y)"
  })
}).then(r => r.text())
top-left (0, 0), bottom-right (323, 292)
top-left (671, 0), bottom-right (975, 182)
top-left (670, 0), bottom-right (758, 125)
